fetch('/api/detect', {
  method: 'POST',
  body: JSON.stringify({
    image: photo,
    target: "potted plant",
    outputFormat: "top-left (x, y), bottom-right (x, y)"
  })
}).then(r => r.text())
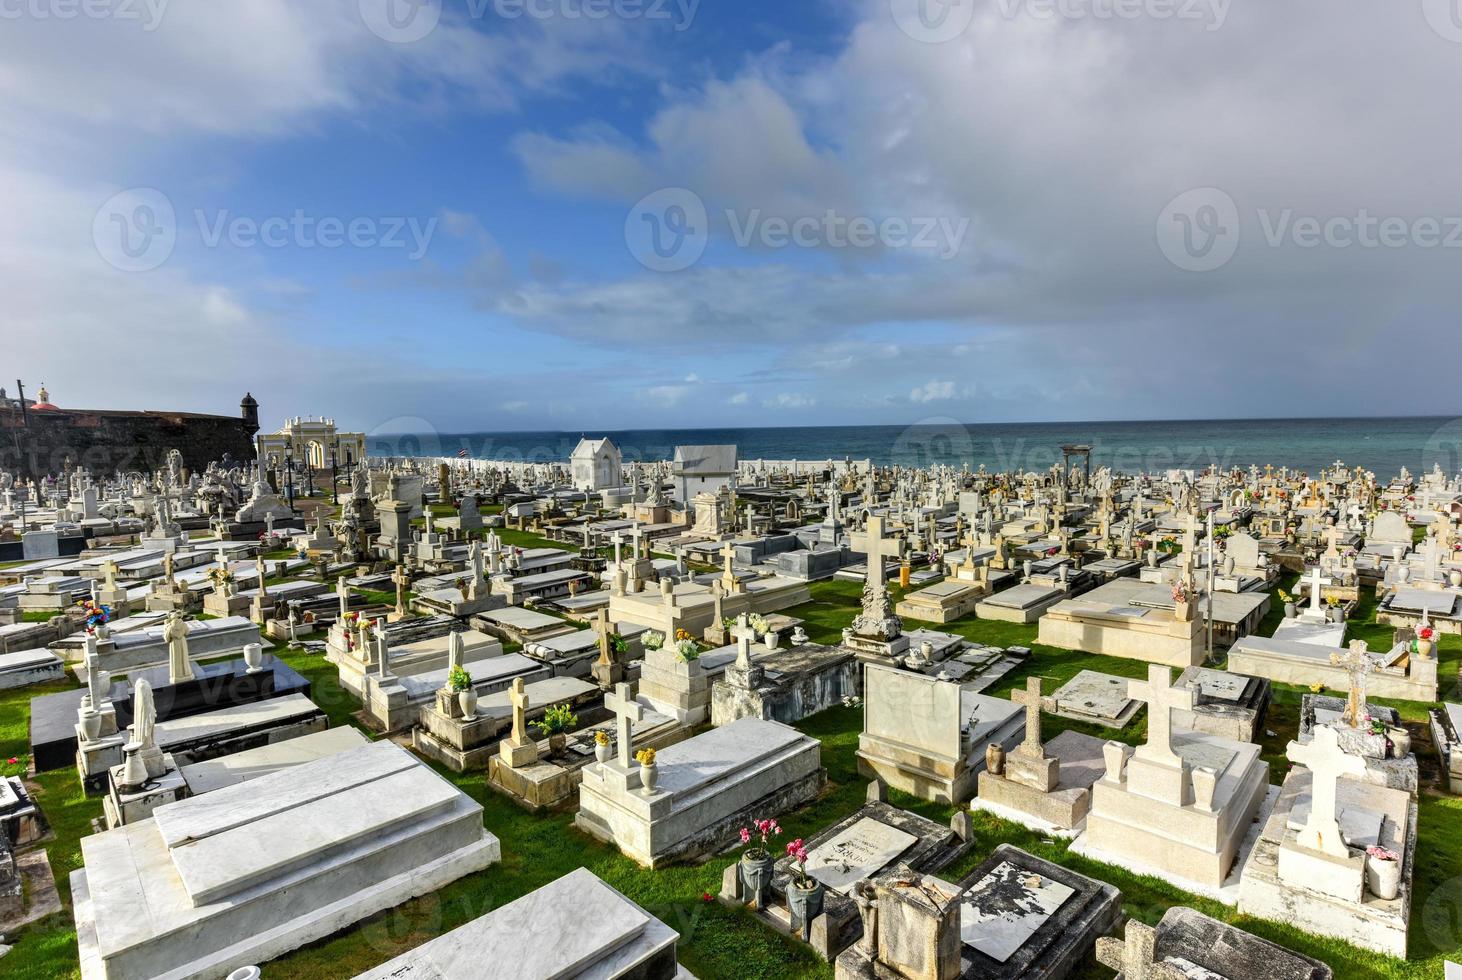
top-left (541, 703), bottom-right (577, 756)
top-left (1326, 595), bottom-right (1344, 623)
top-left (1365, 845), bottom-right (1401, 900)
top-left (1171, 583), bottom-right (1194, 621)
top-left (636, 747), bottom-right (659, 795)
top-left (676, 638), bottom-right (701, 663)
top-left (594, 730), bottom-right (612, 764)
top-left (449, 665), bottom-right (477, 719)
top-left (737, 817), bottom-right (781, 910)
top-left (785, 837), bottom-right (824, 938)
top-left (642, 630), bottom-right (665, 652)
top-left (1278, 589), bottom-right (1296, 619)
top-left (609, 632), bottom-right (629, 659)
top-left (1416, 625), bottom-right (1436, 660)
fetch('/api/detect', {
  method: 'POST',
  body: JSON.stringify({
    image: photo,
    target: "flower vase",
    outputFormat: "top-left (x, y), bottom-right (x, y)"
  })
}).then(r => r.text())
top-left (640, 762), bottom-right (659, 796)
top-left (740, 852), bottom-right (775, 911)
top-left (457, 689), bottom-right (478, 720)
top-left (80, 708), bottom-right (102, 742)
top-left (1174, 599), bottom-right (1193, 622)
top-left (1387, 726), bottom-right (1412, 759)
top-left (1366, 856), bottom-right (1401, 900)
top-left (1417, 639), bottom-right (1434, 660)
top-left (787, 880), bottom-right (825, 939)
top-left (1284, 602), bottom-right (1297, 619)
top-left (986, 742), bottom-right (1006, 777)
top-left (595, 742), bottom-right (611, 764)
top-left (1451, 568), bottom-right (1462, 588)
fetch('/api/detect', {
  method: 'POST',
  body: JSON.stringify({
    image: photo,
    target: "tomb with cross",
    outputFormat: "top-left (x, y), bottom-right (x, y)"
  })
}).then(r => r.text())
top-left (498, 677), bottom-right (540, 769)
top-left (1095, 921), bottom-right (1187, 980)
top-left (1328, 640), bottom-right (1374, 729)
top-left (591, 607), bottom-right (625, 690)
top-left (598, 682), bottom-right (645, 792)
top-left (1300, 566), bottom-right (1333, 622)
top-left (846, 516), bottom-right (909, 655)
top-left (1005, 676), bottom-right (1058, 792)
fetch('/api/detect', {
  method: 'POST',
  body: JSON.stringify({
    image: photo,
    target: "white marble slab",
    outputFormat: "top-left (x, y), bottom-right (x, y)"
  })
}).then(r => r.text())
top-left (959, 861), bottom-right (1074, 963)
top-left (805, 818), bottom-right (917, 896)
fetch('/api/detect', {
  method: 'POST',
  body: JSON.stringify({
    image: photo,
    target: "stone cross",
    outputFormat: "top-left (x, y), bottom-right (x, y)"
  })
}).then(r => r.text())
top-left (447, 631), bottom-right (464, 673)
top-left (720, 542), bottom-right (739, 593)
top-left (1287, 725), bottom-right (1367, 857)
top-left (84, 633), bottom-right (107, 708)
top-left (374, 618), bottom-right (390, 676)
top-left (851, 516), bottom-right (899, 595)
top-left (1304, 566), bottom-right (1333, 616)
top-left (101, 559), bottom-right (120, 591)
top-left (1329, 640), bottom-right (1373, 729)
top-left (595, 608), bottom-right (614, 667)
top-left (1129, 665), bottom-right (1194, 768)
top-left (1095, 921), bottom-right (1185, 980)
top-left (1010, 676), bottom-right (1045, 758)
top-left (731, 613), bottom-right (757, 670)
top-left (509, 677), bottom-right (531, 744)
top-left (604, 682), bottom-right (644, 770)
top-left (337, 575), bottom-right (349, 617)
top-left (392, 563), bottom-right (410, 618)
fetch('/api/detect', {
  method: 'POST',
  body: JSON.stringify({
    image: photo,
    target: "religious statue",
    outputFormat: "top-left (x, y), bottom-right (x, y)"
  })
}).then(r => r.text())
top-left (163, 610), bottom-right (195, 683)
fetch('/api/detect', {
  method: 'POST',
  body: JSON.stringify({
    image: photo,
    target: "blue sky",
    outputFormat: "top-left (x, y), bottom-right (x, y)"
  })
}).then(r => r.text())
top-left (5, 0), bottom-right (1460, 438)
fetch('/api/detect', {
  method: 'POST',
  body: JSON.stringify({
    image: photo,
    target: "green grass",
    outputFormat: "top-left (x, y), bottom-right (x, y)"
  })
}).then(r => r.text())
top-left (2, 575), bottom-right (1460, 979)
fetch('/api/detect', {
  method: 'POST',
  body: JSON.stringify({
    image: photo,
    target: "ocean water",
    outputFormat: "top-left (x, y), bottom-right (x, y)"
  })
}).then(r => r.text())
top-left (367, 416), bottom-right (1462, 480)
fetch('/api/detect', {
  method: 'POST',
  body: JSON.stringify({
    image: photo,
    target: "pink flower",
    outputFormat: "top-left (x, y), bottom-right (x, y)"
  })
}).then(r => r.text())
top-left (739, 828), bottom-right (751, 845)
top-left (6, 758), bottom-right (16, 766)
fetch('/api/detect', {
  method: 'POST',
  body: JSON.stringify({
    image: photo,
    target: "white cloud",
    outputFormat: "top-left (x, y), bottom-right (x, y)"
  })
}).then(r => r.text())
top-left (910, 380), bottom-right (956, 403)
top-left (639, 385), bottom-right (690, 407)
top-left (728, 391), bottom-right (749, 405)
top-left (763, 392), bottom-right (816, 409)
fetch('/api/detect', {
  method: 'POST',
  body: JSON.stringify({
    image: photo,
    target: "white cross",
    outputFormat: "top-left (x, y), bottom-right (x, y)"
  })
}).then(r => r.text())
top-left (508, 677), bottom-right (531, 743)
top-left (1304, 566), bottom-right (1332, 615)
top-left (604, 682), bottom-right (643, 769)
top-left (1129, 665), bottom-right (1194, 767)
top-left (1287, 725), bottom-right (1367, 857)
top-left (851, 516), bottom-right (900, 595)
top-left (730, 613), bottom-right (757, 669)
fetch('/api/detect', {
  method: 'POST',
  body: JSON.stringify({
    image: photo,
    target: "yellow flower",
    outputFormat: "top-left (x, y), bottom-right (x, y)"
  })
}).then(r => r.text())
top-left (635, 747), bottom-right (657, 767)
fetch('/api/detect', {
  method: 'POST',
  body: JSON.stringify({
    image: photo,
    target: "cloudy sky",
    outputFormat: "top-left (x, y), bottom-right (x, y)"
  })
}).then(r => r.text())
top-left (5, 0), bottom-right (1459, 436)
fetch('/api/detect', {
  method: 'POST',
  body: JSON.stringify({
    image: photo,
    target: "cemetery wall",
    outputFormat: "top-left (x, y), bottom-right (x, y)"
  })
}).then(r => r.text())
top-left (0, 406), bottom-right (258, 478)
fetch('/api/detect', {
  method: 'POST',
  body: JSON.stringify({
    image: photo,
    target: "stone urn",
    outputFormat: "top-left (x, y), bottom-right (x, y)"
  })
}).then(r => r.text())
top-left (595, 740), bottom-right (611, 764)
top-left (1284, 601), bottom-right (1297, 619)
top-left (986, 742), bottom-right (1006, 777)
top-left (740, 852), bottom-right (775, 910)
top-left (1452, 568), bottom-right (1462, 589)
top-left (787, 879), bottom-right (826, 939)
top-left (1366, 853), bottom-right (1401, 901)
top-left (242, 643), bottom-right (264, 674)
top-left (227, 969), bottom-right (262, 980)
top-left (763, 629), bottom-right (780, 651)
top-left (458, 689), bottom-right (479, 720)
top-left (79, 708), bottom-right (102, 742)
top-left (1416, 636), bottom-right (1434, 660)
top-left (1174, 599), bottom-right (1194, 622)
top-left (1387, 726), bottom-right (1412, 759)
top-left (640, 761), bottom-right (659, 796)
